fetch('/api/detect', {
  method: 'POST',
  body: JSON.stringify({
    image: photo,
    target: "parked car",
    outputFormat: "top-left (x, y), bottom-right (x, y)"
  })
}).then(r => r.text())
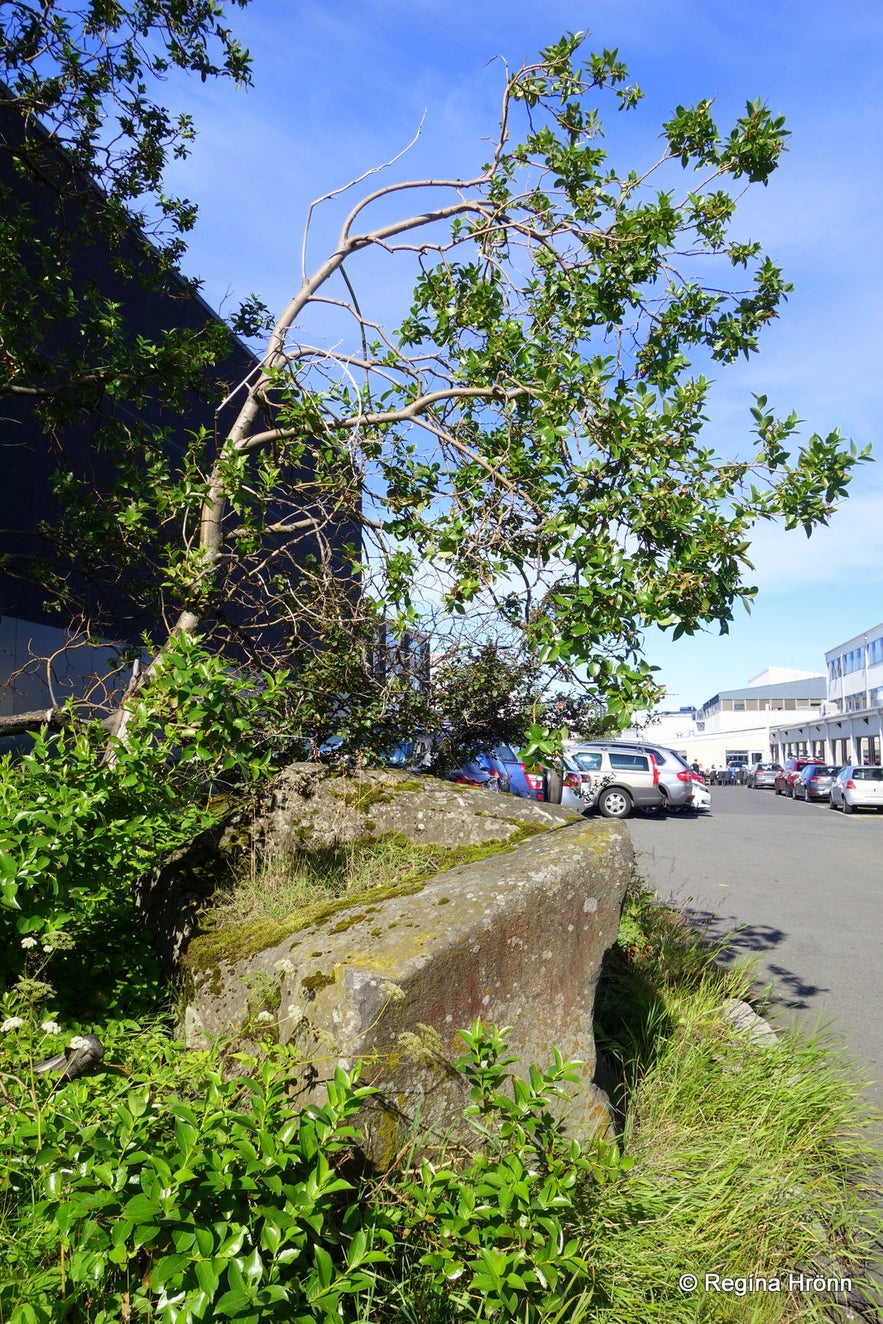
top-left (385, 736), bottom-right (536, 797)
top-left (559, 753), bottom-right (595, 811)
top-left (561, 747), bottom-right (664, 819)
top-left (793, 763), bottom-right (841, 802)
top-left (446, 754), bottom-right (507, 790)
top-left (571, 740), bottom-right (694, 811)
top-left (829, 765), bottom-right (883, 814)
top-left (691, 780), bottom-right (712, 812)
top-left (382, 736), bottom-right (432, 769)
top-left (488, 741), bottom-right (541, 799)
top-left (775, 756), bottom-right (824, 797)
top-left (746, 762), bottom-right (782, 789)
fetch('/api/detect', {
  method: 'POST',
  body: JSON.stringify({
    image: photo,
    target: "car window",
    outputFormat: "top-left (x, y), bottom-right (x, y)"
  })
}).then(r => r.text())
top-left (491, 743), bottom-right (518, 762)
top-left (651, 749), bottom-right (687, 768)
top-left (572, 751), bottom-right (603, 771)
top-left (854, 768), bottom-right (883, 781)
top-left (609, 753), bottom-right (650, 771)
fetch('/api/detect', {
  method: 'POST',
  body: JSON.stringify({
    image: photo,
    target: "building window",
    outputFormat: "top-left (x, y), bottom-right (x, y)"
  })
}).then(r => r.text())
top-left (733, 700), bottom-right (745, 711)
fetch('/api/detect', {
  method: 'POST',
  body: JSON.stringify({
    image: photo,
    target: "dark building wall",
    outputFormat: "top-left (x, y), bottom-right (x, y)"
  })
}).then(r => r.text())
top-left (0, 88), bottom-right (259, 639)
top-left (0, 90), bottom-right (361, 720)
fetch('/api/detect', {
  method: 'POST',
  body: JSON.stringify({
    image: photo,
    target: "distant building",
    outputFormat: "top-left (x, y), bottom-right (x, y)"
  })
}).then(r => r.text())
top-left (625, 669), bottom-right (826, 769)
top-left (770, 623), bottom-right (883, 766)
top-left (744, 665), bottom-right (824, 688)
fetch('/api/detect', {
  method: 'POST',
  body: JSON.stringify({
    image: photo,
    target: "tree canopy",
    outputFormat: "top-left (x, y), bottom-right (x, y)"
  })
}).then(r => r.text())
top-left (0, 15), bottom-right (869, 742)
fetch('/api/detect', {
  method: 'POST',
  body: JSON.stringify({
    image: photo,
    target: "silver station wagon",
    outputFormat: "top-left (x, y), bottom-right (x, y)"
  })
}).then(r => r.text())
top-left (563, 747), bottom-right (665, 819)
top-left (829, 765), bottom-right (883, 814)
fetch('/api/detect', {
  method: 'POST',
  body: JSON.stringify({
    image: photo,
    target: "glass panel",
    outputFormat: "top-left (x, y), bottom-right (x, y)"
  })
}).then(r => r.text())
top-left (572, 751), bottom-right (602, 771)
top-left (609, 753), bottom-right (648, 771)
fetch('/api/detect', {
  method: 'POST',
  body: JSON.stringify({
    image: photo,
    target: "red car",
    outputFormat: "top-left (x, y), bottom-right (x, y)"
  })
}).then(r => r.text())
top-left (774, 757), bottom-right (824, 798)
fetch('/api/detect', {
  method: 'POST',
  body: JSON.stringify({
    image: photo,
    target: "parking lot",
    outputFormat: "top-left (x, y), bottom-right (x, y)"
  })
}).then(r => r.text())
top-left (627, 785), bottom-right (883, 1109)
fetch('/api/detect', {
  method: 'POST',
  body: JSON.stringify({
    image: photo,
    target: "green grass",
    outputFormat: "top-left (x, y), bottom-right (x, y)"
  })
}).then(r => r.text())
top-left (211, 830), bottom-right (538, 926)
top-left (575, 882), bottom-right (882, 1323)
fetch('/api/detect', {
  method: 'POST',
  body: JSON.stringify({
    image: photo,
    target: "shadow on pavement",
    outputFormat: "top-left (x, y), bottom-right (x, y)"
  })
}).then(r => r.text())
top-left (677, 905), bottom-right (831, 1011)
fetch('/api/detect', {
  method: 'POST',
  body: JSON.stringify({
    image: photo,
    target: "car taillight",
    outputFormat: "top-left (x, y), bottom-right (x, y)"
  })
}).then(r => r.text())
top-left (563, 773), bottom-right (580, 790)
top-left (691, 772), bottom-right (704, 783)
top-left (524, 767), bottom-right (543, 796)
top-left (676, 770), bottom-right (692, 782)
top-left (649, 754), bottom-right (659, 786)
top-left (846, 779), bottom-right (856, 789)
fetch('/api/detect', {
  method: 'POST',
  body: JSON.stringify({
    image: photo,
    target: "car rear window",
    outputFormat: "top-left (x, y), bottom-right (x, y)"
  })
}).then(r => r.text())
top-left (491, 743), bottom-right (518, 762)
top-left (609, 753), bottom-right (651, 771)
top-left (809, 766), bottom-right (840, 777)
top-left (853, 768), bottom-right (883, 781)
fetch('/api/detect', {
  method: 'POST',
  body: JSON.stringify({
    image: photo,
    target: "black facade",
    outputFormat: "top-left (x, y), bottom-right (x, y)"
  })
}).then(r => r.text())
top-left (0, 88), bottom-right (359, 720)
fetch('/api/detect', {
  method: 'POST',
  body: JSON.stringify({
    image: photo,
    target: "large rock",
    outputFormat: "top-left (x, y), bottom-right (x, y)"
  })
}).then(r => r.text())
top-left (181, 813), bottom-right (632, 1166)
top-left (138, 767), bottom-right (580, 974)
top-left (255, 762), bottom-right (580, 850)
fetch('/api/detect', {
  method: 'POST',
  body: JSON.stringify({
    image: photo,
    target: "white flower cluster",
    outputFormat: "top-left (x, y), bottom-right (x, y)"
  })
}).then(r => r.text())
top-left (0, 1017), bottom-right (25, 1033)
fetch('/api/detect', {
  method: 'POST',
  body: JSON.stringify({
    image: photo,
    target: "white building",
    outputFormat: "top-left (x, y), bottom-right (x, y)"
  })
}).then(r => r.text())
top-left (770, 622), bottom-right (883, 766)
top-left (625, 669), bottom-right (827, 769)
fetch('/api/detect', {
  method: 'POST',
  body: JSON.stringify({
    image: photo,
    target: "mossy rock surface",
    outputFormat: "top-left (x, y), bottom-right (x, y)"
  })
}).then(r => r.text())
top-left (140, 766), bottom-right (581, 977)
top-left (182, 816), bottom-right (633, 1167)
top-left (259, 764), bottom-right (580, 853)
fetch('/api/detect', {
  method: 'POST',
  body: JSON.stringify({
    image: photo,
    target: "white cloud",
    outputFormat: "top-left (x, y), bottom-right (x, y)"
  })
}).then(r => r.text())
top-left (746, 490), bottom-right (883, 592)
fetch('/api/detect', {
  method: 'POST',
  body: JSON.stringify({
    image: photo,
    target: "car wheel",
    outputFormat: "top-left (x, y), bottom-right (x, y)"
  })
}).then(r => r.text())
top-left (842, 798), bottom-right (853, 814)
top-left (828, 795), bottom-right (836, 810)
top-left (598, 788), bottom-right (632, 819)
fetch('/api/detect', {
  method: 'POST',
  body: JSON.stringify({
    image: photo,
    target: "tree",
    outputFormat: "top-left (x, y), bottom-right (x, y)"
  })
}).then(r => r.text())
top-left (0, 15), bottom-right (870, 1007)
top-left (2, 23), bottom-right (869, 740)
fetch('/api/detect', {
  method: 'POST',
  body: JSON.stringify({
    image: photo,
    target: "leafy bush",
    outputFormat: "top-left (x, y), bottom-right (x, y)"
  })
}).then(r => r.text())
top-left (373, 1020), bottom-right (630, 1323)
top-left (0, 1028), bottom-right (388, 1323)
top-left (0, 1018), bottom-right (618, 1323)
top-left (0, 634), bottom-right (289, 1012)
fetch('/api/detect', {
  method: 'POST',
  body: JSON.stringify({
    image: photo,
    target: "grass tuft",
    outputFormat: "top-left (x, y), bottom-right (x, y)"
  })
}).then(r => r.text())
top-left (581, 879), bottom-right (883, 1323)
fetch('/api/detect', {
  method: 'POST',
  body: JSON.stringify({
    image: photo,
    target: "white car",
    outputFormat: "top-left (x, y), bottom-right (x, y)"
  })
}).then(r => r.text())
top-left (691, 781), bottom-right (712, 812)
top-left (829, 765), bottom-right (883, 814)
top-left (559, 749), bottom-right (665, 818)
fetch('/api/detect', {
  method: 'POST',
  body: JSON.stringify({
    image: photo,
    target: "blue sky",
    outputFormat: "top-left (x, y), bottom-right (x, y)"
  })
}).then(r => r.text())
top-left (161, 0), bottom-right (883, 708)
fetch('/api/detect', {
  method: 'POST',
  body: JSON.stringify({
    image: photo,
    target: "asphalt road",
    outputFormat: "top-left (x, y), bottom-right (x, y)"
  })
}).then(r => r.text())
top-left (626, 785), bottom-right (883, 1110)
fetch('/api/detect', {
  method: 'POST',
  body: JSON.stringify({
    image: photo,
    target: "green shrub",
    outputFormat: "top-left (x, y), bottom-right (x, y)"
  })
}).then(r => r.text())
top-left (0, 1026), bottom-right (389, 1323)
top-left (0, 1018), bottom-right (620, 1323)
top-left (0, 634), bottom-right (289, 1014)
